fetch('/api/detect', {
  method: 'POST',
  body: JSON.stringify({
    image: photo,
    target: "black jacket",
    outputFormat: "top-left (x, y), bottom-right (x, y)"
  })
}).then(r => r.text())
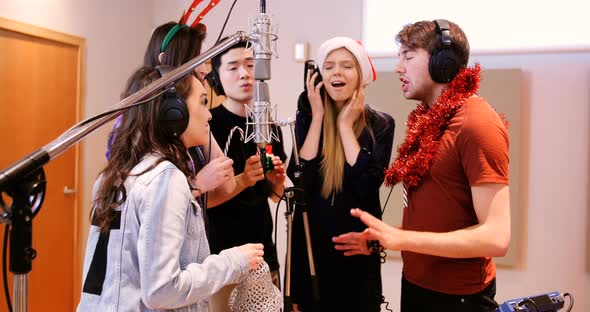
top-left (287, 104), bottom-right (395, 312)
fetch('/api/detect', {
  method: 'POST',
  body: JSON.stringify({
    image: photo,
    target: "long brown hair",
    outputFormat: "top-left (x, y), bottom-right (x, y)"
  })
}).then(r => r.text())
top-left (92, 66), bottom-right (194, 232)
top-left (319, 60), bottom-right (367, 199)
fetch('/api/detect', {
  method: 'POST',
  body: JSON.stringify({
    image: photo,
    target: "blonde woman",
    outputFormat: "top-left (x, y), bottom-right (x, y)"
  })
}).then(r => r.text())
top-left (287, 37), bottom-right (395, 312)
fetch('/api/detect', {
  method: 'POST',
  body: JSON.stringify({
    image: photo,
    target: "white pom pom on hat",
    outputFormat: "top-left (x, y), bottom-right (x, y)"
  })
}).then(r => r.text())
top-left (316, 37), bottom-right (377, 87)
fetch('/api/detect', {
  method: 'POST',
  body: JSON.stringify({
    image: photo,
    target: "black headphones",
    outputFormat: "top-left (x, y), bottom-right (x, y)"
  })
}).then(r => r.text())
top-left (204, 67), bottom-right (225, 96)
top-left (429, 19), bottom-right (461, 83)
top-left (156, 65), bottom-right (190, 138)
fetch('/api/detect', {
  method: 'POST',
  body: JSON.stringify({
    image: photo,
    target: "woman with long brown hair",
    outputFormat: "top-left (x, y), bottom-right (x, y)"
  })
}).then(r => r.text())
top-left (78, 66), bottom-right (263, 312)
top-left (106, 13), bottom-right (236, 208)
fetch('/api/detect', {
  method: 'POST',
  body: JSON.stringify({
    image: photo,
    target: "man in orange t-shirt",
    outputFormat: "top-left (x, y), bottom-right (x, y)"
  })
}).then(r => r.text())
top-left (333, 19), bottom-right (510, 312)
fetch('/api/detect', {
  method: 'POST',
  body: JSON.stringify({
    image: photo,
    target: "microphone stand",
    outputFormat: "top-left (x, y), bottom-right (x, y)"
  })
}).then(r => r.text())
top-left (0, 32), bottom-right (249, 312)
top-left (280, 118), bottom-right (319, 312)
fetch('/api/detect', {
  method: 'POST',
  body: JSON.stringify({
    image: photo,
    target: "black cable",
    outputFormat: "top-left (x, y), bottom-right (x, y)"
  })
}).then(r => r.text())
top-left (270, 189), bottom-right (282, 201)
top-left (215, 0), bottom-right (238, 44)
top-left (381, 185), bottom-right (394, 217)
top-left (516, 298), bottom-right (539, 311)
top-left (273, 193), bottom-right (285, 250)
top-left (563, 292), bottom-right (574, 312)
top-left (3, 224), bottom-right (13, 312)
top-left (376, 184), bottom-right (394, 310)
top-left (381, 295), bottom-right (393, 312)
top-left (374, 185), bottom-right (393, 266)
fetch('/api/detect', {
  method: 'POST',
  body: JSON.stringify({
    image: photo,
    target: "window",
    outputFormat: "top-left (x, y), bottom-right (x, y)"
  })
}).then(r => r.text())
top-left (362, 0), bottom-right (589, 56)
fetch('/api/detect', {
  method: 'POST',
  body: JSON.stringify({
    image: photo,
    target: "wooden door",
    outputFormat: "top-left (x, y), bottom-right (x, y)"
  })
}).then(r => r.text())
top-left (0, 18), bottom-right (84, 311)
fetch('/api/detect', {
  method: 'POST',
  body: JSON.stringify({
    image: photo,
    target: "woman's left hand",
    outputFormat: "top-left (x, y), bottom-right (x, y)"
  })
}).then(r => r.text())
top-left (338, 88), bottom-right (365, 128)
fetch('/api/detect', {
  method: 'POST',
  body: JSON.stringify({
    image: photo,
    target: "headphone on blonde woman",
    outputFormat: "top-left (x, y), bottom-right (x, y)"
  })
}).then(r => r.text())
top-left (429, 19), bottom-right (461, 83)
top-left (155, 66), bottom-right (190, 138)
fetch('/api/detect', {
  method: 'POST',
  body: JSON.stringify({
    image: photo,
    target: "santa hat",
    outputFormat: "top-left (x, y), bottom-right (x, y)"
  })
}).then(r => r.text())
top-left (316, 37), bottom-right (377, 87)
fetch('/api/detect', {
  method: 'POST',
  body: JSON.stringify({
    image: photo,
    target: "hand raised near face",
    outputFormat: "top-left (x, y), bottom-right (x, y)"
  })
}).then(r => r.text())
top-left (306, 69), bottom-right (325, 118)
top-left (338, 89), bottom-right (365, 128)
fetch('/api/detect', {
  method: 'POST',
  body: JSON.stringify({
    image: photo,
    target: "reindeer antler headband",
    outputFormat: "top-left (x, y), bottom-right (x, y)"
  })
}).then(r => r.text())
top-left (160, 0), bottom-right (221, 53)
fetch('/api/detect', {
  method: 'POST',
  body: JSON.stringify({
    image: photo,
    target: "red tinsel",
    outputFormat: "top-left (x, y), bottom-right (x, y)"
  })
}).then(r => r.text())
top-left (384, 64), bottom-right (481, 188)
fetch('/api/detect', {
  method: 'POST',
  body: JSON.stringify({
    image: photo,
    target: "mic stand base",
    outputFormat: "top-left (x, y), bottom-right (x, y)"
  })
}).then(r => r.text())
top-left (2, 168), bottom-right (45, 312)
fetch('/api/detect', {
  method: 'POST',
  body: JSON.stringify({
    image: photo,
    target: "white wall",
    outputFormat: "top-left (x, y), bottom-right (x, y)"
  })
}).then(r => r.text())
top-left (480, 52), bottom-right (590, 308)
top-left (0, 0), bottom-right (153, 289)
top-left (152, 0), bottom-right (590, 311)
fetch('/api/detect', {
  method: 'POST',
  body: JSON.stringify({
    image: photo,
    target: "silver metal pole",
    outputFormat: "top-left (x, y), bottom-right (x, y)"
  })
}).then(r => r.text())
top-left (14, 274), bottom-right (28, 312)
top-left (44, 31), bottom-right (250, 160)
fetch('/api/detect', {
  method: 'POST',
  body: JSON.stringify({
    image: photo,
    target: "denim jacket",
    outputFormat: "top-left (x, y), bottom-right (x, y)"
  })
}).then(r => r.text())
top-left (77, 155), bottom-right (249, 311)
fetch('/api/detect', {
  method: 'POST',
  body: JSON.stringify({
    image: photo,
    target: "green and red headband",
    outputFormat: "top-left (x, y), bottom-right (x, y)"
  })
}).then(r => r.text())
top-left (160, 0), bottom-right (221, 53)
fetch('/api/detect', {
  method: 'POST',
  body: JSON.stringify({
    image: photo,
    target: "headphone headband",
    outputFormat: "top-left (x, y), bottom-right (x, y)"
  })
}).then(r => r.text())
top-left (160, 24), bottom-right (189, 53)
top-left (433, 19), bottom-right (452, 47)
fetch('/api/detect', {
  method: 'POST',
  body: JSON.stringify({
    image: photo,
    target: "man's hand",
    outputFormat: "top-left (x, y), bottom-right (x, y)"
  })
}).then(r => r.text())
top-left (332, 231), bottom-right (371, 256)
top-left (240, 155), bottom-right (264, 187)
top-left (350, 208), bottom-right (403, 251)
top-left (194, 156), bottom-right (234, 193)
top-left (265, 156), bottom-right (286, 186)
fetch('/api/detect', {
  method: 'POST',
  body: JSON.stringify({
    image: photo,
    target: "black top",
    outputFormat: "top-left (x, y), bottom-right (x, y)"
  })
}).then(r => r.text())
top-left (287, 105), bottom-right (395, 312)
top-left (207, 104), bottom-right (286, 272)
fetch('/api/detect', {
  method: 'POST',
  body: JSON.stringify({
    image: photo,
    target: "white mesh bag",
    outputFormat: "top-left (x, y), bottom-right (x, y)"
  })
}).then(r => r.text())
top-left (228, 261), bottom-right (282, 312)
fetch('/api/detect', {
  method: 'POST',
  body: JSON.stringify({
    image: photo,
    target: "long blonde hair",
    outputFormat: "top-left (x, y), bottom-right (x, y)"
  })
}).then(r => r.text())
top-left (319, 62), bottom-right (367, 199)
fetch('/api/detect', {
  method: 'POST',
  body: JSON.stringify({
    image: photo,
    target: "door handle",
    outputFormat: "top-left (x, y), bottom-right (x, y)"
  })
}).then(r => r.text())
top-left (63, 186), bottom-right (77, 195)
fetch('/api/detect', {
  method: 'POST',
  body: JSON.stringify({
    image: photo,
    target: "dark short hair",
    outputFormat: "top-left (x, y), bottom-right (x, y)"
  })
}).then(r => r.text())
top-left (210, 37), bottom-right (249, 75)
top-left (396, 20), bottom-right (470, 68)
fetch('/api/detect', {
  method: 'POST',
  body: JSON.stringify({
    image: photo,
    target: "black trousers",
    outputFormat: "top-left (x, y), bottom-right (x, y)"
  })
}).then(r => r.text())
top-left (401, 275), bottom-right (499, 312)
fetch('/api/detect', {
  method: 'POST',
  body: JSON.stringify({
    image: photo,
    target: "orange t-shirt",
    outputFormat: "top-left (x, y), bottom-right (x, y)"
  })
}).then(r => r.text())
top-left (401, 96), bottom-right (509, 295)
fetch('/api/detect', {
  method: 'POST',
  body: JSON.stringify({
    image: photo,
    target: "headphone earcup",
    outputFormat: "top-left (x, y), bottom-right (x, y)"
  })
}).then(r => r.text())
top-left (430, 19), bottom-right (462, 83)
top-left (429, 49), bottom-right (461, 83)
top-left (205, 70), bottom-right (225, 96)
top-left (159, 88), bottom-right (190, 138)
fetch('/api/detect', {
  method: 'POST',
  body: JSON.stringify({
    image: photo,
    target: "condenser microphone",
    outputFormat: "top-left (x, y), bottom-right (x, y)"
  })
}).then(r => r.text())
top-left (245, 0), bottom-right (278, 149)
top-left (253, 0), bottom-right (271, 81)
top-left (251, 82), bottom-right (272, 148)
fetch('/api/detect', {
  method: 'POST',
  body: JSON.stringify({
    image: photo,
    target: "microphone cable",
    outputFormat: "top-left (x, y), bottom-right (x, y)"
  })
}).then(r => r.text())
top-left (381, 185), bottom-right (394, 217)
top-left (2, 221), bottom-right (12, 312)
top-left (563, 292), bottom-right (574, 312)
top-left (272, 189), bottom-right (286, 257)
top-left (214, 0), bottom-right (239, 44)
